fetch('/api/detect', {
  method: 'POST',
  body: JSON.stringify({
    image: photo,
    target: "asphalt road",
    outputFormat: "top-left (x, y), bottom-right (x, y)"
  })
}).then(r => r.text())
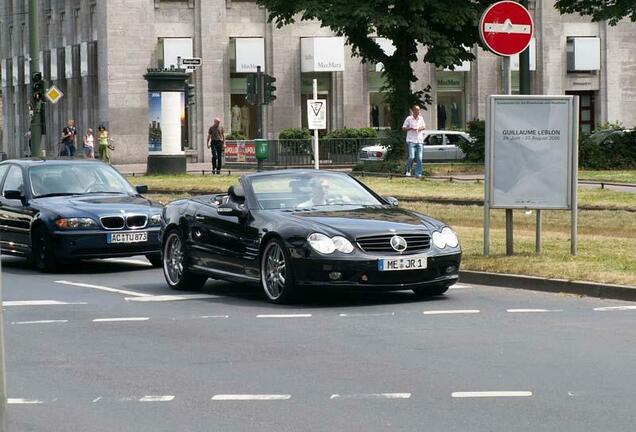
top-left (2, 256), bottom-right (636, 432)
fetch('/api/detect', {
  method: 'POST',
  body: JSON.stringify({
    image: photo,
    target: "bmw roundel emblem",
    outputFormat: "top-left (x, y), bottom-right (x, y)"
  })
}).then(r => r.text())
top-left (390, 235), bottom-right (408, 252)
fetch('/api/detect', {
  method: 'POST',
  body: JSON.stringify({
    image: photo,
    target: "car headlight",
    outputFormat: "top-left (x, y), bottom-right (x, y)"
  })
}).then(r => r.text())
top-left (432, 227), bottom-right (459, 249)
top-left (148, 214), bottom-right (162, 226)
top-left (55, 217), bottom-right (98, 230)
top-left (332, 236), bottom-right (354, 253)
top-left (308, 233), bottom-right (336, 254)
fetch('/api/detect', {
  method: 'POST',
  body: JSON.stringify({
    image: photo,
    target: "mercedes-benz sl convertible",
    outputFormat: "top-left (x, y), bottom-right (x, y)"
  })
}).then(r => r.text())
top-left (161, 170), bottom-right (461, 303)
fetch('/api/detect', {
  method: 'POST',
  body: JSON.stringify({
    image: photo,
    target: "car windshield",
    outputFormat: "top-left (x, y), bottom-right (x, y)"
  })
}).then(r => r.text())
top-left (28, 163), bottom-right (136, 197)
top-left (250, 172), bottom-right (383, 210)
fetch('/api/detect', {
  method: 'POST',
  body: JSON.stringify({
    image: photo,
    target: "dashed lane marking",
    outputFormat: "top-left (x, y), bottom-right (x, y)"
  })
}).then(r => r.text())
top-left (11, 320), bottom-right (69, 325)
top-left (3, 300), bottom-right (86, 306)
top-left (8, 399), bottom-right (44, 405)
top-left (423, 310), bottom-right (480, 315)
top-left (92, 317), bottom-right (150, 322)
top-left (55, 280), bottom-right (151, 298)
top-left (339, 312), bottom-right (396, 317)
top-left (211, 394), bottom-right (291, 401)
top-left (507, 309), bottom-right (563, 313)
top-left (452, 391), bottom-right (532, 398)
top-left (594, 305), bottom-right (636, 312)
top-left (330, 393), bottom-right (411, 400)
top-left (125, 294), bottom-right (219, 303)
top-left (256, 314), bottom-right (312, 318)
top-left (139, 395), bottom-right (175, 402)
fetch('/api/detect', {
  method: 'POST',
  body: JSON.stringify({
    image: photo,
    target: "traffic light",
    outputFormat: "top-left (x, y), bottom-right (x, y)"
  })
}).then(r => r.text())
top-left (32, 72), bottom-right (44, 104)
top-left (246, 73), bottom-right (258, 106)
top-left (187, 83), bottom-right (196, 106)
top-left (264, 74), bottom-right (277, 104)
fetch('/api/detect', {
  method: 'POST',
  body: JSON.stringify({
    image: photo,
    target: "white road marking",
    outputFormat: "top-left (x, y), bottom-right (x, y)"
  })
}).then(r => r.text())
top-left (507, 309), bottom-right (563, 313)
top-left (449, 284), bottom-right (473, 289)
top-left (55, 280), bottom-right (151, 298)
top-left (92, 317), bottom-right (149, 322)
top-left (452, 391), bottom-right (532, 398)
top-left (199, 315), bottom-right (230, 319)
top-left (139, 395), bottom-right (175, 402)
top-left (330, 393), bottom-right (411, 400)
top-left (92, 397), bottom-right (102, 403)
top-left (8, 398), bottom-right (44, 405)
top-left (423, 310), bottom-right (480, 315)
top-left (594, 305), bottom-right (636, 312)
top-left (256, 314), bottom-right (312, 318)
top-left (11, 320), bottom-right (69, 325)
top-left (3, 300), bottom-right (86, 306)
top-left (125, 294), bottom-right (218, 303)
top-left (339, 312), bottom-right (395, 317)
top-left (211, 394), bottom-right (291, 401)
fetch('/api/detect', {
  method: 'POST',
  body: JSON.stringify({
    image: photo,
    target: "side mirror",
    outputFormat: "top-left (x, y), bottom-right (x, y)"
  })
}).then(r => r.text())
top-left (385, 196), bottom-right (399, 207)
top-left (4, 190), bottom-right (24, 201)
top-left (136, 185), bottom-right (149, 194)
top-left (217, 201), bottom-right (248, 218)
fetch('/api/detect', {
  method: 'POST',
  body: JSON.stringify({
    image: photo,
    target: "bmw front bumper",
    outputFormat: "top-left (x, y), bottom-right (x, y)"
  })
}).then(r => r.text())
top-left (51, 227), bottom-right (161, 259)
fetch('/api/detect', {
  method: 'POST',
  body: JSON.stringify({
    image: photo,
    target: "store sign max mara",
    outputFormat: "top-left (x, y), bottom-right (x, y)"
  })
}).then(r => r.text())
top-left (301, 37), bottom-right (346, 73)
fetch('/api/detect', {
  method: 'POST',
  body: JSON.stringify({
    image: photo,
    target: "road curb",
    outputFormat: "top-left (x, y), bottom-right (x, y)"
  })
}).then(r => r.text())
top-left (460, 270), bottom-right (636, 302)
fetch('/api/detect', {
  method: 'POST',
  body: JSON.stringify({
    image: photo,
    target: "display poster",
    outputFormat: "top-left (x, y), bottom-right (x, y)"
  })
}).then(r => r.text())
top-left (224, 141), bottom-right (256, 163)
top-left (148, 92), bottom-right (162, 152)
top-left (488, 96), bottom-right (576, 209)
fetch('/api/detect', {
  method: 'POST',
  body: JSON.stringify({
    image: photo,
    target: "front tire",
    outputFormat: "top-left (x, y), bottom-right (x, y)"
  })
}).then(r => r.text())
top-left (261, 239), bottom-right (297, 304)
top-left (412, 283), bottom-right (450, 298)
top-left (162, 229), bottom-right (207, 291)
top-left (32, 226), bottom-right (59, 272)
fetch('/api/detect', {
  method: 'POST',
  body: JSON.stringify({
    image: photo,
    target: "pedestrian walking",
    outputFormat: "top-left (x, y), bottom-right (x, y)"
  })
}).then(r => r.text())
top-left (97, 125), bottom-right (113, 164)
top-left (402, 105), bottom-right (426, 178)
top-left (61, 120), bottom-right (77, 157)
top-left (207, 117), bottom-right (225, 174)
top-left (83, 128), bottom-right (95, 159)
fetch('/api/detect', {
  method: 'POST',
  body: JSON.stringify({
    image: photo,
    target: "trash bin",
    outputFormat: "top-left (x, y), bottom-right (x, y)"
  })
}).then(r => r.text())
top-left (255, 139), bottom-right (268, 161)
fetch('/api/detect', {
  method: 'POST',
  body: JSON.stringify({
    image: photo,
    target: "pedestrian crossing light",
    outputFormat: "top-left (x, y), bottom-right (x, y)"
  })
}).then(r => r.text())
top-left (246, 73), bottom-right (258, 106)
top-left (32, 72), bottom-right (44, 104)
top-left (264, 74), bottom-right (277, 104)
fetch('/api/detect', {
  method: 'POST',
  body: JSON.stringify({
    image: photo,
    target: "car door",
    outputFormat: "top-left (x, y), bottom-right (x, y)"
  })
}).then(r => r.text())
top-left (422, 133), bottom-right (446, 160)
top-left (0, 165), bottom-right (34, 255)
top-left (445, 134), bottom-right (467, 160)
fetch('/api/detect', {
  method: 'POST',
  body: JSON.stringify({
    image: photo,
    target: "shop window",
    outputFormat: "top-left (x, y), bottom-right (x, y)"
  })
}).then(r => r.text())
top-left (436, 70), bottom-right (466, 130)
top-left (230, 76), bottom-right (257, 139)
top-left (368, 70), bottom-right (391, 128)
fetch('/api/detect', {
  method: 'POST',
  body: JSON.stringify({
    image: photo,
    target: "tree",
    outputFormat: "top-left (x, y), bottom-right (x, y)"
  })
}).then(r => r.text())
top-left (256, 0), bottom-right (494, 130)
top-left (555, 0), bottom-right (636, 25)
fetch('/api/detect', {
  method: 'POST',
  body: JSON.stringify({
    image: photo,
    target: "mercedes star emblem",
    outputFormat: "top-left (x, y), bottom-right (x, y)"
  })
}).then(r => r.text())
top-left (390, 235), bottom-right (408, 252)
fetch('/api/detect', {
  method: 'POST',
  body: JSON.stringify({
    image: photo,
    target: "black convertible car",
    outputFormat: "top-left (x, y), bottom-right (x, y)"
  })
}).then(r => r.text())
top-left (0, 159), bottom-right (163, 271)
top-left (161, 170), bottom-right (461, 303)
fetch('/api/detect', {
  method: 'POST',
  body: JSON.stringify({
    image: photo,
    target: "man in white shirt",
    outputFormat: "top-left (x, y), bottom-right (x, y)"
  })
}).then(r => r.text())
top-left (402, 105), bottom-right (426, 178)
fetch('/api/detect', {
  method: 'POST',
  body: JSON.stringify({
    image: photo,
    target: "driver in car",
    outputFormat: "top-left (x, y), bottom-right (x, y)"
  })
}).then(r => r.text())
top-left (297, 178), bottom-right (351, 208)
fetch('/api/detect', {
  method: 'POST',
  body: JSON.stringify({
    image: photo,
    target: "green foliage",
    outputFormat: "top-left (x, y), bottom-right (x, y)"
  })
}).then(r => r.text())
top-left (352, 160), bottom-right (404, 174)
top-left (456, 119), bottom-right (485, 163)
top-left (555, 0), bottom-right (636, 25)
top-left (225, 131), bottom-right (246, 140)
top-left (324, 127), bottom-right (379, 139)
top-left (595, 121), bottom-right (624, 132)
top-left (579, 130), bottom-right (636, 169)
top-left (381, 129), bottom-right (407, 161)
top-left (256, 0), bottom-right (495, 130)
top-left (278, 128), bottom-right (312, 140)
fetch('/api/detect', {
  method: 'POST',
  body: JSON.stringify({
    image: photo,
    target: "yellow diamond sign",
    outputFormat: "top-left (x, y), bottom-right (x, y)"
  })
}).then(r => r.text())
top-left (45, 85), bottom-right (64, 104)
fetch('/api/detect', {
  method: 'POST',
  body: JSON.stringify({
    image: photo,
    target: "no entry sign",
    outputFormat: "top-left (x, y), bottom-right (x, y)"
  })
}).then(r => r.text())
top-left (480, 1), bottom-right (534, 57)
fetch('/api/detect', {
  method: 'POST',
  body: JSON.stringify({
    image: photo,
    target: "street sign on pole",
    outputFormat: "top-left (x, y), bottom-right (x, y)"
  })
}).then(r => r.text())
top-left (182, 58), bottom-right (202, 72)
top-left (307, 99), bottom-right (327, 130)
top-left (45, 85), bottom-right (64, 104)
top-left (479, 0), bottom-right (534, 57)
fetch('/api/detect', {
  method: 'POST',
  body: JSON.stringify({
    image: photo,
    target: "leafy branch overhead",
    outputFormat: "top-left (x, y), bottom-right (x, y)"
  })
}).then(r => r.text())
top-left (554, 0), bottom-right (636, 25)
top-left (256, 0), bottom-right (495, 129)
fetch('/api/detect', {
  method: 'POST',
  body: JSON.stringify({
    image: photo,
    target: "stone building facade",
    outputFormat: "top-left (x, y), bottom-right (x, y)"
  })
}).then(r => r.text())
top-left (1, 0), bottom-right (635, 163)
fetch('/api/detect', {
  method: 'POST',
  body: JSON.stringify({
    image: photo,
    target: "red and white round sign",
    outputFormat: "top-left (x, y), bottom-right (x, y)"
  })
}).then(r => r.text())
top-left (479, 1), bottom-right (534, 57)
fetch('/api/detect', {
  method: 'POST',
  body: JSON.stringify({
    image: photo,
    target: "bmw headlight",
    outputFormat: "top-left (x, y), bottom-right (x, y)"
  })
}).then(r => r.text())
top-left (55, 217), bottom-right (98, 230)
top-left (432, 227), bottom-right (459, 249)
top-left (308, 233), bottom-right (336, 254)
top-left (148, 214), bottom-right (162, 226)
top-left (332, 236), bottom-right (354, 253)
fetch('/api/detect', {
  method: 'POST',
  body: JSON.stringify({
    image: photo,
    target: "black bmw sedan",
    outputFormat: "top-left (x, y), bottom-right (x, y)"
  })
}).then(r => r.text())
top-left (161, 170), bottom-right (461, 303)
top-left (0, 159), bottom-right (163, 271)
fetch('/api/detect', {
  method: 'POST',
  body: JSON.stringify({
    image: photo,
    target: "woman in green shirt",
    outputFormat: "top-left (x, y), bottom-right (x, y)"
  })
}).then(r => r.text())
top-left (98, 125), bottom-right (113, 163)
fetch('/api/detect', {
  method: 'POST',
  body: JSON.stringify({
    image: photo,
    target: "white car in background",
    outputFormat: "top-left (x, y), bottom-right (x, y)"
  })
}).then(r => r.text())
top-left (359, 130), bottom-right (472, 162)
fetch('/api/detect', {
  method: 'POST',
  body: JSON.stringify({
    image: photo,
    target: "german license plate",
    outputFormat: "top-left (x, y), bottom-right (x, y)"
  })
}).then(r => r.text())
top-left (378, 254), bottom-right (427, 271)
top-left (107, 232), bottom-right (148, 244)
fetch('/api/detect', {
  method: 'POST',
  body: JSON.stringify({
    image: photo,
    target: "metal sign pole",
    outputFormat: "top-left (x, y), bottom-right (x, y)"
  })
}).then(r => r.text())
top-left (313, 79), bottom-right (319, 170)
top-left (0, 260), bottom-right (7, 432)
top-left (503, 56), bottom-right (514, 256)
top-left (484, 96), bottom-right (491, 257)
top-left (571, 96), bottom-right (579, 256)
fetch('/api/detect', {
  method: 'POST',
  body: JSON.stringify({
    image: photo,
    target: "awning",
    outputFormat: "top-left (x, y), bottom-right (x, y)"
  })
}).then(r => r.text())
top-left (235, 38), bottom-right (265, 73)
top-left (301, 37), bottom-right (345, 72)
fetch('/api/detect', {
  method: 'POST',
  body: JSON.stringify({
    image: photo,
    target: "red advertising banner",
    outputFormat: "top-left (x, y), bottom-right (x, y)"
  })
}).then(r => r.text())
top-left (224, 141), bottom-right (257, 163)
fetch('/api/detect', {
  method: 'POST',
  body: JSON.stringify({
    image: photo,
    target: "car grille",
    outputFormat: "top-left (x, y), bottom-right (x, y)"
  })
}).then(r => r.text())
top-left (101, 216), bottom-right (125, 230)
top-left (356, 233), bottom-right (431, 254)
top-left (126, 215), bottom-right (147, 229)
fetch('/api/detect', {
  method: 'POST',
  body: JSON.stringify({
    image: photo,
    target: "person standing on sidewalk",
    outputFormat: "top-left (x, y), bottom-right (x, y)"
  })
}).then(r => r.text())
top-left (206, 117), bottom-right (225, 174)
top-left (83, 128), bottom-right (95, 159)
top-left (402, 105), bottom-right (426, 178)
top-left (98, 125), bottom-right (113, 164)
top-left (61, 120), bottom-right (77, 157)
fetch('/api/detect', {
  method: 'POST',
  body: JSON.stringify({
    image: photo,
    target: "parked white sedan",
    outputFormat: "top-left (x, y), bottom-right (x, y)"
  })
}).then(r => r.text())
top-left (359, 130), bottom-right (472, 162)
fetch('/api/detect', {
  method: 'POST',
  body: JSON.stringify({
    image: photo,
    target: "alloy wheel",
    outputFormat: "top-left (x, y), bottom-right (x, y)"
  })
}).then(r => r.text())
top-left (163, 233), bottom-right (184, 286)
top-left (262, 242), bottom-right (287, 300)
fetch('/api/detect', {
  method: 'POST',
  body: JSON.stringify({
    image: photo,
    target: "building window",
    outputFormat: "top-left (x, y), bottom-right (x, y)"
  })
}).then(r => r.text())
top-left (368, 69), bottom-right (391, 128)
top-left (436, 70), bottom-right (466, 130)
top-left (229, 39), bottom-right (259, 139)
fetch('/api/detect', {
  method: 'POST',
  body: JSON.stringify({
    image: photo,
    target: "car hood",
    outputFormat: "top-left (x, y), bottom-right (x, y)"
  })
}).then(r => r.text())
top-left (287, 206), bottom-right (443, 238)
top-left (32, 194), bottom-right (162, 217)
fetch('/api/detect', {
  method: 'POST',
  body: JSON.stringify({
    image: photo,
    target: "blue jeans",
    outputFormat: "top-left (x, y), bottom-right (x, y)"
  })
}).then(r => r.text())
top-left (64, 142), bottom-right (76, 157)
top-left (405, 142), bottom-right (423, 176)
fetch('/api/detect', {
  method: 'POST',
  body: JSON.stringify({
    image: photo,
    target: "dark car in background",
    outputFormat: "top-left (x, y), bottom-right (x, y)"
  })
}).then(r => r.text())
top-left (161, 170), bottom-right (461, 303)
top-left (0, 159), bottom-right (163, 271)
